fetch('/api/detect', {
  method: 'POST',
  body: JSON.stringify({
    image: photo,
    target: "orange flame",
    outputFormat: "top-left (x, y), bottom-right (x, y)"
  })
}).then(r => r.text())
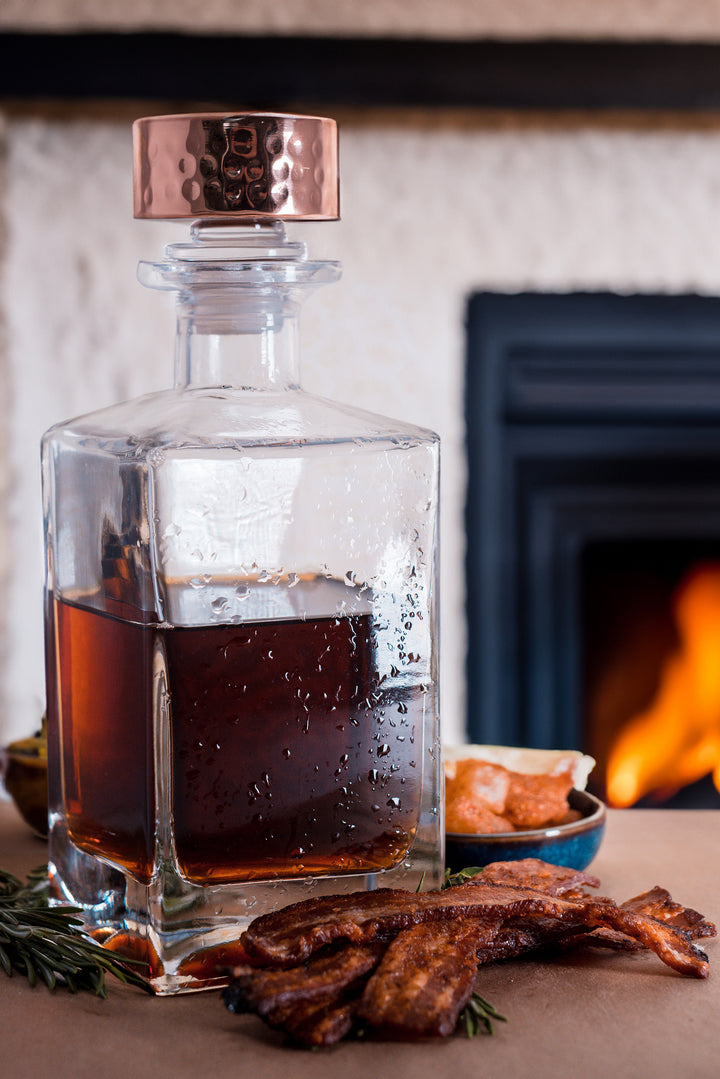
top-left (606, 563), bottom-right (720, 807)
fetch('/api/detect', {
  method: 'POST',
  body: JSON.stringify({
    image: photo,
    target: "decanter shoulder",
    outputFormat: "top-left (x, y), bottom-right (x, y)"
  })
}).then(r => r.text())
top-left (41, 387), bottom-right (438, 457)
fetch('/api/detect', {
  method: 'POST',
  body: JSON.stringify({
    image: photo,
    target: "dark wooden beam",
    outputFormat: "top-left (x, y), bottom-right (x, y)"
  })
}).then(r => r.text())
top-left (2, 33), bottom-right (720, 109)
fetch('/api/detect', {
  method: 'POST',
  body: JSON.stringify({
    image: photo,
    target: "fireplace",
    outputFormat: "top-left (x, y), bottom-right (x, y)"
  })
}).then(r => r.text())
top-left (465, 292), bottom-right (720, 807)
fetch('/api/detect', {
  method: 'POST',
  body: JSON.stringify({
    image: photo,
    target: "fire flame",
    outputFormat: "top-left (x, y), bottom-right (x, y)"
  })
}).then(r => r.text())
top-left (606, 563), bottom-right (720, 807)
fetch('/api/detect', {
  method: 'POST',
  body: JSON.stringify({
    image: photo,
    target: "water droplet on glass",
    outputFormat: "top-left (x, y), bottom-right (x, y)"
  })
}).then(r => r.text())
top-left (212, 597), bottom-right (229, 613)
top-left (235, 584), bottom-right (250, 601)
top-left (377, 744), bottom-right (391, 757)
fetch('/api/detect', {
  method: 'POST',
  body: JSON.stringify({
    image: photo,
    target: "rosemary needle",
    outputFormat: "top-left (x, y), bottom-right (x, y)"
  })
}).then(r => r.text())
top-left (0, 866), bottom-right (152, 997)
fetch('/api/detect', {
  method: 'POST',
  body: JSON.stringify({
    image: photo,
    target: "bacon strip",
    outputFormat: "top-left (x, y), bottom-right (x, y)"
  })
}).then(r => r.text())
top-left (622, 886), bottom-right (717, 939)
top-left (357, 921), bottom-right (498, 1039)
top-left (568, 898), bottom-right (709, 977)
top-left (241, 882), bottom-right (595, 966)
top-left (477, 858), bottom-right (601, 897)
top-left (222, 941), bottom-right (384, 1047)
top-left (476, 863), bottom-right (715, 959)
top-left (282, 999), bottom-right (358, 1047)
top-left (557, 887), bottom-right (718, 954)
top-left (241, 880), bottom-right (709, 977)
top-left (222, 941), bottom-right (382, 1018)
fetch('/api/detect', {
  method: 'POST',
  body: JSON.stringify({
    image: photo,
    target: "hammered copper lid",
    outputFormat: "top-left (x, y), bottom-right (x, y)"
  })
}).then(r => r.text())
top-left (133, 113), bottom-right (339, 221)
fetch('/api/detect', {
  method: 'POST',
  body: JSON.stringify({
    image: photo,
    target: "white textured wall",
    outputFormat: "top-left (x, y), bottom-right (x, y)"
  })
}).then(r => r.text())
top-left (4, 113), bottom-right (720, 748)
top-left (4, 0), bottom-right (720, 39)
top-left (0, 112), bottom-right (9, 741)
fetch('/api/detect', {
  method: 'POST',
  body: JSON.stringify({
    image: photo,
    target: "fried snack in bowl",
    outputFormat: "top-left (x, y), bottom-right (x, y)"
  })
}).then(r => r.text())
top-left (444, 745), bottom-right (605, 872)
top-left (444, 744), bottom-right (595, 787)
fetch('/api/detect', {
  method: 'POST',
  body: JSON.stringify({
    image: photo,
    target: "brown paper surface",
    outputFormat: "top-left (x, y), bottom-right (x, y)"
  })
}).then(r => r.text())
top-left (0, 801), bottom-right (718, 1079)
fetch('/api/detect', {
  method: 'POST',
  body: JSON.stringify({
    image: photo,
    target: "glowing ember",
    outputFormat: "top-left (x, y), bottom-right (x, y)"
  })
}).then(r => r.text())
top-left (606, 563), bottom-right (720, 807)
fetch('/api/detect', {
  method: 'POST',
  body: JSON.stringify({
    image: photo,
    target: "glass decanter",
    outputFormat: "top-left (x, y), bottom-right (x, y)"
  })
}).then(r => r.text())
top-left (42, 113), bottom-right (442, 994)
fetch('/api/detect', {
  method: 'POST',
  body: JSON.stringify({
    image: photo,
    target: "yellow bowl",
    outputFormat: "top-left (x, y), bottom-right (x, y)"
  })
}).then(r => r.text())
top-left (1, 738), bottom-right (48, 837)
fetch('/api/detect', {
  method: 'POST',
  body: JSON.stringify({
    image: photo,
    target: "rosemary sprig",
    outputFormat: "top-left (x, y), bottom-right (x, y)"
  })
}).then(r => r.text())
top-left (0, 866), bottom-right (152, 997)
top-left (462, 992), bottom-right (508, 1037)
top-left (443, 866), bottom-right (484, 889)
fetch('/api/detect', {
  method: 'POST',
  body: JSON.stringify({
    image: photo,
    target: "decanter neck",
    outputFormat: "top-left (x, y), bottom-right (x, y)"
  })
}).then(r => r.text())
top-left (137, 220), bottom-right (341, 391)
top-left (174, 293), bottom-right (301, 390)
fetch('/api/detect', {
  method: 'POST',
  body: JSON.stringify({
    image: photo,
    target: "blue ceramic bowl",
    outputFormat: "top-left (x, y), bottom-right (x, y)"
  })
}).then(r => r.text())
top-left (445, 789), bottom-right (606, 873)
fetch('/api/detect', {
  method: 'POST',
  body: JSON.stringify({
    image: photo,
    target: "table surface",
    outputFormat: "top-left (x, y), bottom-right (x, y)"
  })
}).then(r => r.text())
top-left (0, 801), bottom-right (718, 1079)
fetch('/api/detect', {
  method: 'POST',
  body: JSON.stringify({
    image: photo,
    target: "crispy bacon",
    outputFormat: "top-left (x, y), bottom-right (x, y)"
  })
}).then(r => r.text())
top-left (240, 882), bottom-right (606, 966)
top-left (477, 858), bottom-right (601, 897)
top-left (477, 862), bottom-right (715, 958)
top-left (222, 941), bottom-right (384, 1047)
top-left (357, 921), bottom-right (498, 1039)
top-left (474, 922), bottom-right (566, 964)
top-left (223, 941), bottom-right (383, 1017)
top-left (228, 861), bottom-right (715, 1045)
top-left (563, 898), bottom-right (709, 976)
top-left (281, 999), bottom-right (358, 1046)
top-left (471, 894), bottom-right (710, 976)
top-left (241, 878), bottom-right (709, 978)
top-left (557, 886), bottom-right (718, 954)
top-left (621, 886), bottom-right (716, 939)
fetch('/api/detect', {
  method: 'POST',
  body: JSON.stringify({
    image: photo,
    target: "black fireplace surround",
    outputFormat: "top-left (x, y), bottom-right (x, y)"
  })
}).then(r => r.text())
top-left (465, 292), bottom-right (720, 802)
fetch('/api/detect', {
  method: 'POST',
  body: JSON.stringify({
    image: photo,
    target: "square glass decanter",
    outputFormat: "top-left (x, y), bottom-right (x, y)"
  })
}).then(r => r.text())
top-left (42, 113), bottom-right (442, 993)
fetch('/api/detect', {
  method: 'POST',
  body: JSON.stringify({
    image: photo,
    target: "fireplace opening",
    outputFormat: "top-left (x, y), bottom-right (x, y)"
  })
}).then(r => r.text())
top-left (465, 291), bottom-right (720, 808)
top-left (582, 539), bottom-right (720, 809)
